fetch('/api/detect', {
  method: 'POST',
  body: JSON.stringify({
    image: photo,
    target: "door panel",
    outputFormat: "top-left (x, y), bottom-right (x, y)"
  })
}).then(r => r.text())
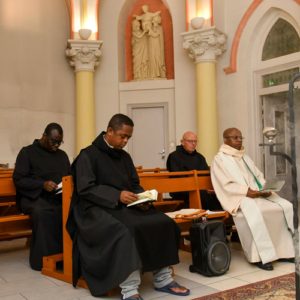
top-left (128, 104), bottom-right (168, 168)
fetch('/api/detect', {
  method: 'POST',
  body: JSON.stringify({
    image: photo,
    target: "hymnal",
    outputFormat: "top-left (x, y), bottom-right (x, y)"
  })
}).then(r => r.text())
top-left (127, 189), bottom-right (158, 207)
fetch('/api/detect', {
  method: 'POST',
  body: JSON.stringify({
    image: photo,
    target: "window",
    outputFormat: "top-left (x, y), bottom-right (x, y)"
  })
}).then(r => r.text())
top-left (262, 18), bottom-right (300, 61)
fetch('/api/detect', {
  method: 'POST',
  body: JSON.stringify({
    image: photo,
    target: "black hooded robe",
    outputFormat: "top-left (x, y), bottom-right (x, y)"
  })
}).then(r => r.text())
top-left (13, 140), bottom-right (71, 270)
top-left (167, 145), bottom-right (222, 210)
top-left (67, 132), bottom-right (180, 297)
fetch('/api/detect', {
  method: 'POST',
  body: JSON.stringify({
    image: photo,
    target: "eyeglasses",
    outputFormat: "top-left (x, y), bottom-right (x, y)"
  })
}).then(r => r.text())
top-left (184, 139), bottom-right (197, 144)
top-left (224, 136), bottom-right (244, 141)
top-left (48, 138), bottom-right (64, 146)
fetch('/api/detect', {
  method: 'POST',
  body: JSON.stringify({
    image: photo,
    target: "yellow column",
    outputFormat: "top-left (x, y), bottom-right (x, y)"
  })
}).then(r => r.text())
top-left (66, 39), bottom-right (103, 154)
top-left (195, 62), bottom-right (218, 163)
top-left (75, 71), bottom-right (95, 153)
top-left (182, 27), bottom-right (226, 164)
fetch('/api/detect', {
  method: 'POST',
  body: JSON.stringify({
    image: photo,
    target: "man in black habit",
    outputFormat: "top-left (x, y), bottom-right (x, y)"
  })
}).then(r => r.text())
top-left (167, 131), bottom-right (222, 210)
top-left (67, 114), bottom-right (190, 300)
top-left (13, 123), bottom-right (70, 271)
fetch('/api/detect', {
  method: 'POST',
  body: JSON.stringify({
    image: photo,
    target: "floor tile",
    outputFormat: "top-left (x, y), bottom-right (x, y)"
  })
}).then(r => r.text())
top-left (0, 294), bottom-right (27, 300)
top-left (0, 235), bottom-right (296, 300)
top-left (206, 277), bottom-right (250, 291)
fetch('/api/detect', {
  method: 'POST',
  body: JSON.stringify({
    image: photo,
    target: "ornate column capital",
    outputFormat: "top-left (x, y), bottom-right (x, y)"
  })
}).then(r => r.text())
top-left (66, 40), bottom-right (103, 72)
top-left (182, 27), bottom-right (226, 63)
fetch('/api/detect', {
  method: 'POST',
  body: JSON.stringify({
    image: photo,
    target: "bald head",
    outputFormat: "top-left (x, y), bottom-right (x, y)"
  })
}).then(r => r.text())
top-left (223, 128), bottom-right (243, 150)
top-left (181, 131), bottom-right (198, 153)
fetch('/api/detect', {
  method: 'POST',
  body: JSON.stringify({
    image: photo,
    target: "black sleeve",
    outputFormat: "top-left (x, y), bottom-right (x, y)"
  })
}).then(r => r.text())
top-left (166, 152), bottom-right (182, 172)
top-left (13, 147), bottom-right (44, 199)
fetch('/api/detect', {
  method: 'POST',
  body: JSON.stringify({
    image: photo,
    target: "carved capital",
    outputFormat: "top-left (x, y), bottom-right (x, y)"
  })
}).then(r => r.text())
top-left (66, 40), bottom-right (103, 72)
top-left (182, 27), bottom-right (226, 63)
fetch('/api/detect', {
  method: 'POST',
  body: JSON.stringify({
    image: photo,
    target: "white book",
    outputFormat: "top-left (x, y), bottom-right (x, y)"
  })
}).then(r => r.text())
top-left (261, 179), bottom-right (285, 192)
top-left (55, 182), bottom-right (62, 194)
top-left (127, 189), bottom-right (158, 207)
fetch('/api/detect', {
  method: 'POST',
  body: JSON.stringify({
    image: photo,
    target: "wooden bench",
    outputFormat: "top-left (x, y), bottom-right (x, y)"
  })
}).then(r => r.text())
top-left (42, 175), bottom-right (87, 288)
top-left (42, 171), bottom-right (228, 285)
top-left (139, 169), bottom-right (228, 235)
top-left (0, 170), bottom-right (32, 241)
top-left (139, 169), bottom-right (213, 209)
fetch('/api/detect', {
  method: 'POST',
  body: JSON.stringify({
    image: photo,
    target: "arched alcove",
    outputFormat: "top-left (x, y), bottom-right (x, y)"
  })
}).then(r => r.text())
top-left (119, 0), bottom-right (174, 81)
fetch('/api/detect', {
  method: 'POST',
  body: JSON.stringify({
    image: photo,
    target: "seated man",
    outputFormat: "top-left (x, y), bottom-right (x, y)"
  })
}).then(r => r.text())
top-left (67, 114), bottom-right (189, 300)
top-left (13, 123), bottom-right (70, 270)
top-left (211, 127), bottom-right (294, 270)
top-left (167, 131), bottom-right (222, 210)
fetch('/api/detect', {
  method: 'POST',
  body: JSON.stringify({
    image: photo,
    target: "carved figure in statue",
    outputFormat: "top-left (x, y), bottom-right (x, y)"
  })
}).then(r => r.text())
top-left (131, 5), bottom-right (166, 80)
top-left (131, 19), bottom-right (149, 80)
top-left (134, 5), bottom-right (160, 33)
top-left (148, 14), bottom-right (166, 79)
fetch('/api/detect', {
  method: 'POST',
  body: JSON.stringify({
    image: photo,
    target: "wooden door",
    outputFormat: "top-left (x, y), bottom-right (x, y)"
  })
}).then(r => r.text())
top-left (127, 103), bottom-right (168, 168)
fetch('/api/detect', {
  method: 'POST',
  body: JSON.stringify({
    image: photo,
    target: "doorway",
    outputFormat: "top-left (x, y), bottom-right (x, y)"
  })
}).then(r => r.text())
top-left (261, 90), bottom-right (300, 201)
top-left (127, 103), bottom-right (168, 168)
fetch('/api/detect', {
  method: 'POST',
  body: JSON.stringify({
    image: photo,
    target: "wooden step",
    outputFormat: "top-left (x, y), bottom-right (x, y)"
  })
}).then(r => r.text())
top-left (0, 229), bottom-right (32, 240)
top-left (0, 214), bottom-right (30, 223)
top-left (0, 214), bottom-right (32, 241)
top-left (0, 201), bottom-right (16, 207)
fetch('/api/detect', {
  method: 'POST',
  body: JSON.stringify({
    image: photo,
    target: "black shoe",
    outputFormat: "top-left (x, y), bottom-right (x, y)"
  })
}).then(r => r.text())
top-left (255, 262), bottom-right (273, 271)
top-left (278, 258), bottom-right (295, 263)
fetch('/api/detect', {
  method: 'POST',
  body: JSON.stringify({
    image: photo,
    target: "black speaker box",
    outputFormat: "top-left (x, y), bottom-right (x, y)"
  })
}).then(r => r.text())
top-left (189, 220), bottom-right (231, 276)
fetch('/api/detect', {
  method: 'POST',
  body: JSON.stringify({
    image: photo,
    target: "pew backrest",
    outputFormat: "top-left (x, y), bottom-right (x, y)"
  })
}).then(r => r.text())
top-left (0, 170), bottom-right (16, 197)
top-left (139, 170), bottom-right (213, 209)
top-left (0, 169), bottom-right (31, 240)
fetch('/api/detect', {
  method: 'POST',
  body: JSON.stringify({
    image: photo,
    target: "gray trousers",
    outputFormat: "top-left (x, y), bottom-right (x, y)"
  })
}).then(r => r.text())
top-left (120, 266), bottom-right (173, 299)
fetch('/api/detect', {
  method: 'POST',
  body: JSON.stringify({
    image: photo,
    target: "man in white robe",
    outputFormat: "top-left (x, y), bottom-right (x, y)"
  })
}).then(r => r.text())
top-left (211, 128), bottom-right (294, 270)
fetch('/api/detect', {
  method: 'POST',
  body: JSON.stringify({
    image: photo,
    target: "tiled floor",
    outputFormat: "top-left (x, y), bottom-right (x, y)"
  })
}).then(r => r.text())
top-left (0, 238), bottom-right (295, 300)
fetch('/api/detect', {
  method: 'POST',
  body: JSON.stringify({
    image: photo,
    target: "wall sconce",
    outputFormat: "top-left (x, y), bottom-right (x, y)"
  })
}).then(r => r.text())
top-left (190, 16), bottom-right (205, 30)
top-left (186, 0), bottom-right (212, 31)
top-left (70, 0), bottom-right (98, 40)
top-left (78, 28), bottom-right (92, 40)
top-left (262, 127), bottom-right (278, 143)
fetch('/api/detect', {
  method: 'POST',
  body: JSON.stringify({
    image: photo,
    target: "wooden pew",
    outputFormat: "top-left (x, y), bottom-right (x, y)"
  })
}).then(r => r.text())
top-left (42, 171), bottom-right (228, 286)
top-left (0, 170), bottom-right (32, 241)
top-left (42, 176), bottom-right (87, 288)
top-left (139, 169), bottom-right (228, 235)
top-left (139, 170), bottom-right (201, 209)
top-left (136, 167), bottom-right (167, 173)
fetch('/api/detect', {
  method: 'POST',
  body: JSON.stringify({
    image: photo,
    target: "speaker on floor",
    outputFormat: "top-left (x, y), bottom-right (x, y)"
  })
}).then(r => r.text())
top-left (189, 220), bottom-right (231, 276)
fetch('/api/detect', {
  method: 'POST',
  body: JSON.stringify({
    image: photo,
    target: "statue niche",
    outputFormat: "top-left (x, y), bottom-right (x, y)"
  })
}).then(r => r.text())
top-left (131, 5), bottom-right (166, 80)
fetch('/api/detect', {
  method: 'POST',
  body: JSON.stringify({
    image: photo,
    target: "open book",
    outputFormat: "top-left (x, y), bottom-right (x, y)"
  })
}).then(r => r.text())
top-left (261, 179), bottom-right (285, 192)
top-left (55, 182), bottom-right (62, 194)
top-left (127, 189), bottom-right (158, 207)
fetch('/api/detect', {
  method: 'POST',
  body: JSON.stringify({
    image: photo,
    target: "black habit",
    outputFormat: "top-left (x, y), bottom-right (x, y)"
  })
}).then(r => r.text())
top-left (166, 145), bottom-right (222, 210)
top-left (67, 132), bottom-right (180, 297)
top-left (13, 140), bottom-right (70, 270)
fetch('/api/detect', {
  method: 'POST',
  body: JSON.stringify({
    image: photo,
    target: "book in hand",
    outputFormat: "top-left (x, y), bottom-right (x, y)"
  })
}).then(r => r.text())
top-left (261, 179), bottom-right (285, 192)
top-left (55, 182), bottom-right (62, 194)
top-left (127, 189), bottom-right (158, 207)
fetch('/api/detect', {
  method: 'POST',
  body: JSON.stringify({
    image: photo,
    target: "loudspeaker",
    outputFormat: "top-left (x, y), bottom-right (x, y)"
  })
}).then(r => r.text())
top-left (189, 220), bottom-right (231, 276)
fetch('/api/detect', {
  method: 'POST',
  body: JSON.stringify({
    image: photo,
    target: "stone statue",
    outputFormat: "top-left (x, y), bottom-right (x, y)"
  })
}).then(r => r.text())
top-left (148, 14), bottom-right (166, 78)
top-left (131, 19), bottom-right (149, 80)
top-left (131, 5), bottom-right (166, 80)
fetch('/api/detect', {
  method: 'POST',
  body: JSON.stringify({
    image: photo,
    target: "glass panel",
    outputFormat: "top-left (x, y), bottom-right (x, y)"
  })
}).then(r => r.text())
top-left (274, 111), bottom-right (286, 175)
top-left (262, 18), bottom-right (300, 61)
top-left (262, 68), bottom-right (299, 87)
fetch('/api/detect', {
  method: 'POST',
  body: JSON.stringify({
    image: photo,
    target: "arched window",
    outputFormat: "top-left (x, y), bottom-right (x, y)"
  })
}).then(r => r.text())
top-left (262, 18), bottom-right (300, 61)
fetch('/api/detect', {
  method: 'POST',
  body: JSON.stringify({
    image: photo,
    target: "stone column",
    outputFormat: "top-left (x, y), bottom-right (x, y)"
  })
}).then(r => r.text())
top-left (182, 27), bottom-right (226, 163)
top-left (66, 40), bottom-right (103, 153)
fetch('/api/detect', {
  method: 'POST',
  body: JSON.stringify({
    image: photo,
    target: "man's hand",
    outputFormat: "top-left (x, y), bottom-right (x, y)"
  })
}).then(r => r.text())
top-left (246, 188), bottom-right (272, 198)
top-left (43, 180), bottom-right (58, 192)
top-left (120, 191), bottom-right (138, 205)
